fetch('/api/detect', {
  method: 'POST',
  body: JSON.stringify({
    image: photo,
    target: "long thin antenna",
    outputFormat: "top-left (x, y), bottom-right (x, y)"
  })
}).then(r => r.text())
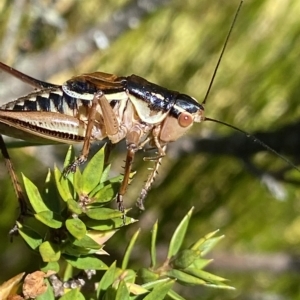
top-left (202, 1), bottom-right (243, 105)
top-left (204, 117), bottom-right (300, 173)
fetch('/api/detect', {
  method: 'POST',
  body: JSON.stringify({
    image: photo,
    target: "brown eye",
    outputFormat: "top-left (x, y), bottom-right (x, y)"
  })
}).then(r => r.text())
top-left (178, 112), bottom-right (193, 127)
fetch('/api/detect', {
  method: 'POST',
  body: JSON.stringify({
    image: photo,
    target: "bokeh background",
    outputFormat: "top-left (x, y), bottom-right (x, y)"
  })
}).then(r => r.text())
top-left (0, 0), bottom-right (300, 299)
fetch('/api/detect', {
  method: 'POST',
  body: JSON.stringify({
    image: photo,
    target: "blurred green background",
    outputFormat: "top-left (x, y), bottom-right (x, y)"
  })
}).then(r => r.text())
top-left (0, 0), bottom-right (300, 299)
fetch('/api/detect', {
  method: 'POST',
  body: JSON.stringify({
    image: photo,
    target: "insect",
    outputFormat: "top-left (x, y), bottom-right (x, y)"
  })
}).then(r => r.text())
top-left (0, 1), bottom-right (297, 221)
top-left (0, 60), bottom-right (206, 212)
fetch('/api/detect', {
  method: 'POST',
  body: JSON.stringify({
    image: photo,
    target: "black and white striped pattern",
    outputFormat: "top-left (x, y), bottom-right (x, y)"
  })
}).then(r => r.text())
top-left (0, 87), bottom-right (89, 117)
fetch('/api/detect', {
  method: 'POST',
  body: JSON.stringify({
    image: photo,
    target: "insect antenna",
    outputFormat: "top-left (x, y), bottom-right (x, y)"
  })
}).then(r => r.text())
top-left (204, 117), bottom-right (300, 173)
top-left (202, 1), bottom-right (243, 105)
top-left (200, 1), bottom-right (300, 174)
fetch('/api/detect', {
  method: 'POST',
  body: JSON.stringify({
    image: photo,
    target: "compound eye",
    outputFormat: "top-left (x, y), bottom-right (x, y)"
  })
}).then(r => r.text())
top-left (178, 112), bottom-right (193, 127)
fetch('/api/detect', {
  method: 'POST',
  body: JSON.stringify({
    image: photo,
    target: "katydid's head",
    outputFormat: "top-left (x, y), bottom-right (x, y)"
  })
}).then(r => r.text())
top-left (173, 93), bottom-right (205, 124)
top-left (159, 94), bottom-right (204, 143)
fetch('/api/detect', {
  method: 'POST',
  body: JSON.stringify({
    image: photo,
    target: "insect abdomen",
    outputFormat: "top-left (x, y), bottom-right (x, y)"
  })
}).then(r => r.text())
top-left (0, 87), bottom-right (85, 117)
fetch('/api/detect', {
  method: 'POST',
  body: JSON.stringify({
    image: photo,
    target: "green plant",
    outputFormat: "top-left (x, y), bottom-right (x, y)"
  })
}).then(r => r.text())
top-left (0, 145), bottom-right (233, 300)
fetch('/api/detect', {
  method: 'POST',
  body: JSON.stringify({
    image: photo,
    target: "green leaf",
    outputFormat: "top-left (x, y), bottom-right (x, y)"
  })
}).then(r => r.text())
top-left (100, 164), bottom-right (111, 183)
top-left (63, 263), bottom-right (73, 282)
top-left (204, 282), bottom-right (235, 290)
top-left (66, 198), bottom-right (82, 214)
top-left (90, 183), bottom-right (118, 203)
top-left (115, 280), bottom-right (130, 300)
top-left (63, 145), bottom-right (75, 169)
top-left (73, 167), bottom-right (83, 196)
top-left (85, 215), bottom-right (137, 230)
top-left (40, 261), bottom-right (60, 273)
top-left (72, 235), bottom-right (101, 249)
top-left (190, 258), bottom-right (213, 269)
top-left (43, 169), bottom-right (61, 213)
top-left (62, 245), bottom-right (96, 257)
top-left (90, 175), bottom-right (122, 198)
top-left (151, 220), bottom-right (158, 268)
top-left (172, 249), bottom-right (199, 269)
top-left (65, 218), bottom-right (86, 240)
top-left (63, 234), bottom-right (110, 256)
top-left (108, 174), bottom-right (124, 184)
top-left (183, 268), bottom-right (227, 284)
top-left (191, 230), bottom-right (224, 256)
top-left (35, 211), bottom-right (63, 228)
top-left (138, 268), bottom-right (159, 283)
top-left (121, 269), bottom-right (136, 284)
top-left (143, 279), bottom-right (175, 300)
top-left (59, 288), bottom-right (85, 300)
top-left (127, 284), bottom-right (149, 297)
top-left (64, 255), bottom-right (108, 270)
top-left (86, 229), bottom-right (117, 246)
top-left (103, 287), bottom-right (117, 300)
top-left (167, 289), bottom-right (186, 300)
top-left (39, 241), bottom-right (61, 262)
top-left (190, 229), bottom-right (220, 251)
top-left (122, 228), bottom-right (140, 270)
top-left (36, 280), bottom-right (55, 300)
top-left (167, 207), bottom-right (194, 259)
top-left (18, 225), bottom-right (43, 250)
top-left (141, 278), bottom-right (173, 290)
top-left (82, 146), bottom-right (105, 194)
top-left (22, 174), bottom-right (49, 213)
top-left (54, 166), bottom-right (73, 203)
top-left (86, 207), bottom-right (123, 220)
top-left (166, 269), bottom-right (206, 285)
top-left (200, 236), bottom-right (224, 256)
top-left (97, 261), bottom-right (118, 298)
